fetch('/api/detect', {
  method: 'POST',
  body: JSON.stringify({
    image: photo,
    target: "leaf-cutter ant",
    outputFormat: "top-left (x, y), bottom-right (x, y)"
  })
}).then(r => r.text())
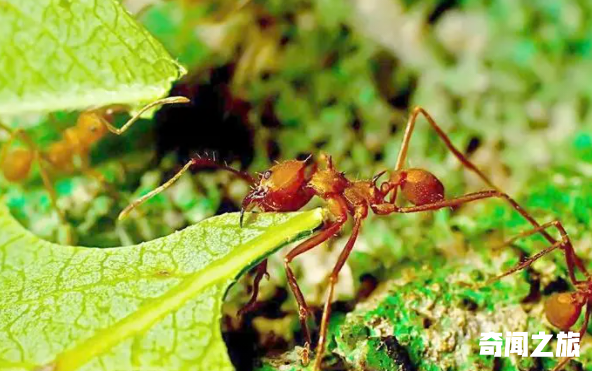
top-left (0, 96), bottom-right (188, 242)
top-left (120, 107), bottom-right (557, 370)
top-left (490, 220), bottom-right (591, 370)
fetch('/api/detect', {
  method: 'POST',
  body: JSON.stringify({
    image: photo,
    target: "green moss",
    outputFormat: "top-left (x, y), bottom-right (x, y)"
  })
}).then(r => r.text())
top-left (324, 253), bottom-right (588, 370)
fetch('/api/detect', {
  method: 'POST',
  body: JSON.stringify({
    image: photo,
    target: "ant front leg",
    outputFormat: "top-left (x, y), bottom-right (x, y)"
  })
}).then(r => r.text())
top-left (393, 106), bottom-right (557, 246)
top-left (487, 220), bottom-right (589, 286)
top-left (313, 205), bottom-right (366, 371)
top-left (237, 259), bottom-right (269, 316)
top-left (283, 195), bottom-right (348, 364)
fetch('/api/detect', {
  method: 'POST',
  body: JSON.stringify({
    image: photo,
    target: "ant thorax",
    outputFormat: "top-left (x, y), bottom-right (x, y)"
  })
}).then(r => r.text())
top-left (308, 167), bottom-right (349, 197)
top-left (343, 181), bottom-right (383, 207)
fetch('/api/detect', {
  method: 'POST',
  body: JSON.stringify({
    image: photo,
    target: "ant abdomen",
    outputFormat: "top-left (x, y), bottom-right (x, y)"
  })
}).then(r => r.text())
top-left (1, 148), bottom-right (33, 182)
top-left (544, 292), bottom-right (583, 330)
top-left (392, 168), bottom-right (445, 206)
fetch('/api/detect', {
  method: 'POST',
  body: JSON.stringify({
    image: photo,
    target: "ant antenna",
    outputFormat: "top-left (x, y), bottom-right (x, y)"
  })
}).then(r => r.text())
top-left (104, 96), bottom-right (190, 135)
top-left (118, 160), bottom-right (194, 220)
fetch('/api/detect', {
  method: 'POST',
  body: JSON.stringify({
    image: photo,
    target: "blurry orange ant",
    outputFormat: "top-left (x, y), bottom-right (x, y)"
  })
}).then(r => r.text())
top-left (119, 106), bottom-right (557, 370)
top-left (489, 220), bottom-right (591, 370)
top-left (0, 96), bottom-right (189, 241)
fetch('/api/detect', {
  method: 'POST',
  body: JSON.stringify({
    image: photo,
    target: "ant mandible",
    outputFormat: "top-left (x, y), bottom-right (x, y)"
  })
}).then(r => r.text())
top-left (489, 220), bottom-right (591, 370)
top-left (119, 106), bottom-right (557, 370)
top-left (0, 96), bottom-right (189, 242)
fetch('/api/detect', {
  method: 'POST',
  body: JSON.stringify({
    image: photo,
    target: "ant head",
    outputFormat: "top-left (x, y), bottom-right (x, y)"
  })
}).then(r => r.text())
top-left (544, 292), bottom-right (584, 330)
top-left (77, 111), bottom-right (108, 145)
top-left (259, 160), bottom-right (308, 194)
top-left (240, 159), bottom-right (310, 226)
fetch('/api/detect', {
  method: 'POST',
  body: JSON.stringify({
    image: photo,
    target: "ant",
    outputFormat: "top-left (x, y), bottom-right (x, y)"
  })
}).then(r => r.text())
top-left (489, 220), bottom-right (591, 370)
top-left (0, 96), bottom-right (189, 242)
top-left (119, 107), bottom-right (557, 370)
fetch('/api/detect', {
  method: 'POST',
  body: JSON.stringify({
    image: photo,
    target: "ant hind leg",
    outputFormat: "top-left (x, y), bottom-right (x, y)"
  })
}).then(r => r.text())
top-left (372, 194), bottom-right (587, 286)
top-left (394, 107), bottom-right (557, 246)
top-left (488, 220), bottom-right (588, 285)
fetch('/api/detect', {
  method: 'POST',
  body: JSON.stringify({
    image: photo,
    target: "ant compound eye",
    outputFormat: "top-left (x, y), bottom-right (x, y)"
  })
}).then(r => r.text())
top-left (263, 170), bottom-right (272, 179)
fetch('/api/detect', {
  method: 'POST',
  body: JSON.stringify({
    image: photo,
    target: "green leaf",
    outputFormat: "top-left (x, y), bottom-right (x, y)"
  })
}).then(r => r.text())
top-left (0, 203), bottom-right (324, 370)
top-left (0, 0), bottom-right (186, 115)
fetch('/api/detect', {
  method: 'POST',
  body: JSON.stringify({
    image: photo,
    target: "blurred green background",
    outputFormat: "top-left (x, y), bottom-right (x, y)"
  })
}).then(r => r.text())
top-left (2, 0), bottom-right (592, 369)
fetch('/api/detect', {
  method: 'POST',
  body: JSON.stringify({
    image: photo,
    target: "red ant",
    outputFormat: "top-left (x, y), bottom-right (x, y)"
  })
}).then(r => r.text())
top-left (0, 96), bottom-right (189, 242)
top-left (489, 220), bottom-right (591, 370)
top-left (120, 107), bottom-right (557, 370)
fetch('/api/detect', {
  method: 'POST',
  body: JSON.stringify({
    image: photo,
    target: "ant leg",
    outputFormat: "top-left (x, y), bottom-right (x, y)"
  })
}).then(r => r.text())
top-left (76, 153), bottom-right (124, 200)
top-left (394, 106), bottom-right (557, 245)
top-left (0, 123), bottom-right (72, 241)
top-left (237, 259), bottom-right (269, 316)
top-left (284, 196), bottom-right (348, 361)
top-left (313, 207), bottom-right (365, 371)
top-left (551, 301), bottom-right (591, 371)
top-left (284, 221), bottom-right (345, 354)
top-left (491, 240), bottom-right (564, 282)
top-left (488, 221), bottom-right (588, 285)
top-left (119, 157), bottom-right (256, 219)
top-left (102, 96), bottom-right (190, 135)
top-left (373, 192), bottom-right (590, 285)
top-left (576, 299), bottom-right (590, 339)
top-left (372, 190), bottom-right (504, 215)
top-left (371, 190), bottom-right (563, 238)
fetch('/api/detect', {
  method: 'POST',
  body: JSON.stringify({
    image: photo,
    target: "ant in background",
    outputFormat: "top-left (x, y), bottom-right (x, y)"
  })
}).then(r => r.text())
top-left (0, 96), bottom-right (189, 242)
top-left (119, 106), bottom-right (556, 370)
top-left (490, 221), bottom-right (591, 370)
